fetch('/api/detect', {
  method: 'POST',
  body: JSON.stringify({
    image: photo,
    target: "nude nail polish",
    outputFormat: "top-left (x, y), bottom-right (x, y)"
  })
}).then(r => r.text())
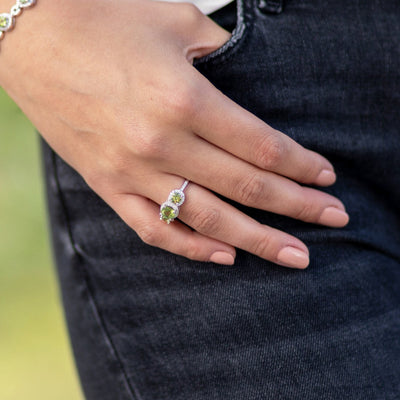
top-left (209, 251), bottom-right (235, 265)
top-left (276, 247), bottom-right (309, 269)
top-left (319, 207), bottom-right (350, 227)
top-left (315, 169), bottom-right (337, 186)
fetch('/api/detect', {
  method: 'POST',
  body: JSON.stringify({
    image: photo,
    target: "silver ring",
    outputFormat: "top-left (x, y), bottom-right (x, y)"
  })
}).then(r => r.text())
top-left (159, 179), bottom-right (189, 224)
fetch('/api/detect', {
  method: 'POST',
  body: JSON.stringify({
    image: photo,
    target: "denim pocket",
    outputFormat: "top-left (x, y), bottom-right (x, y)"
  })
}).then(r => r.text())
top-left (193, 0), bottom-right (251, 68)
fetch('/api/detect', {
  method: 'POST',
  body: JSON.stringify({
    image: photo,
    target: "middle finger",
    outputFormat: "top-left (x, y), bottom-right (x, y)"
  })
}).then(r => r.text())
top-left (189, 71), bottom-right (337, 187)
top-left (159, 134), bottom-right (349, 227)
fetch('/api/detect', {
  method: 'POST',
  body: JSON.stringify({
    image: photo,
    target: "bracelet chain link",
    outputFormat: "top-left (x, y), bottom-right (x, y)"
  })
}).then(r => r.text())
top-left (0, 0), bottom-right (36, 41)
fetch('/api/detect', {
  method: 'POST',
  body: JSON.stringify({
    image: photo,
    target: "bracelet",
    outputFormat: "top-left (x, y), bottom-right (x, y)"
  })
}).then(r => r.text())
top-left (0, 0), bottom-right (36, 41)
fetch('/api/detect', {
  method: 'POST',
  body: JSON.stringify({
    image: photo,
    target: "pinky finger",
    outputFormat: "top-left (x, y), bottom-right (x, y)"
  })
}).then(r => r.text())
top-left (113, 193), bottom-right (237, 266)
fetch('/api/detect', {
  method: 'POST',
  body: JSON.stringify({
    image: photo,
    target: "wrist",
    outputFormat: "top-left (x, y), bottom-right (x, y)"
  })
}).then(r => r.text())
top-left (0, 0), bottom-right (36, 38)
top-left (0, 0), bottom-right (40, 91)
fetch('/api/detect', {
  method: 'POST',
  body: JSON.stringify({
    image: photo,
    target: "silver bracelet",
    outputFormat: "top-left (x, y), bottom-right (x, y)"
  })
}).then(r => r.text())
top-left (0, 0), bottom-right (36, 41)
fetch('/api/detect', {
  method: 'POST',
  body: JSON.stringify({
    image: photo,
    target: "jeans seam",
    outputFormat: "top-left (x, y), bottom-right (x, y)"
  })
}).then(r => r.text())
top-left (193, 0), bottom-right (251, 68)
top-left (50, 149), bottom-right (143, 400)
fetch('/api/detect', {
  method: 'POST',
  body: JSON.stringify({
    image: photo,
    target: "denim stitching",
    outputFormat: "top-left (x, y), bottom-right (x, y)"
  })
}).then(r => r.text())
top-left (193, 0), bottom-right (246, 66)
top-left (50, 149), bottom-right (143, 400)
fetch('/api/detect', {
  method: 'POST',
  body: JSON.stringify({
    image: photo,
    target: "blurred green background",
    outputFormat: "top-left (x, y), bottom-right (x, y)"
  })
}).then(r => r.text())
top-left (0, 89), bottom-right (83, 399)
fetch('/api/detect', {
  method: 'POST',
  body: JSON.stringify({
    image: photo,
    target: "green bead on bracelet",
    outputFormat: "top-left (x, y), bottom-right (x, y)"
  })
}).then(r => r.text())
top-left (0, 0), bottom-right (36, 41)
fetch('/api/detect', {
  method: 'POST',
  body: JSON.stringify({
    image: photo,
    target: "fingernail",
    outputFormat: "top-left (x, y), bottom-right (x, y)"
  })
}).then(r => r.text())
top-left (318, 207), bottom-right (350, 227)
top-left (209, 251), bottom-right (235, 265)
top-left (315, 169), bottom-right (337, 186)
top-left (277, 246), bottom-right (309, 269)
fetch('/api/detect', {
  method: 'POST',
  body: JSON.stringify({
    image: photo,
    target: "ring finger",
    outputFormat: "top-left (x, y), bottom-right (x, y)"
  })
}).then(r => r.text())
top-left (127, 173), bottom-right (311, 269)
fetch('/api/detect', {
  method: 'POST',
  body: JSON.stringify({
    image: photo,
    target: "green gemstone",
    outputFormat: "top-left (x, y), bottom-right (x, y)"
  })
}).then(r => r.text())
top-left (160, 205), bottom-right (177, 221)
top-left (20, 0), bottom-right (29, 3)
top-left (0, 16), bottom-right (9, 29)
top-left (170, 192), bottom-right (183, 204)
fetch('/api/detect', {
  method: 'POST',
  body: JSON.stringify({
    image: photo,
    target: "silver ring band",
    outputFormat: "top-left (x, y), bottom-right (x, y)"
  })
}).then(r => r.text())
top-left (159, 179), bottom-right (189, 224)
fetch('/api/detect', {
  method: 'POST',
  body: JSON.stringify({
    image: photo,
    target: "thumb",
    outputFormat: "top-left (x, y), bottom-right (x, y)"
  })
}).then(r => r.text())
top-left (181, 8), bottom-right (233, 63)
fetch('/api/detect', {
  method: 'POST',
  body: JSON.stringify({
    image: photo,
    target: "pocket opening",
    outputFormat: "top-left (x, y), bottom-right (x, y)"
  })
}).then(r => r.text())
top-left (193, 0), bottom-right (248, 67)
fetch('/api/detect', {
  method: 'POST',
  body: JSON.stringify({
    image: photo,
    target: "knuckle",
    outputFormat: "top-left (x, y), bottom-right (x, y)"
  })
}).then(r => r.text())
top-left (83, 169), bottom-right (102, 192)
top-left (83, 165), bottom-right (117, 194)
top-left (302, 158), bottom-right (320, 182)
top-left (137, 225), bottom-right (163, 247)
top-left (256, 134), bottom-right (286, 170)
top-left (179, 2), bottom-right (203, 25)
top-left (164, 83), bottom-right (198, 124)
top-left (95, 146), bottom-right (133, 183)
top-left (108, 152), bottom-right (131, 175)
top-left (251, 233), bottom-right (273, 258)
top-left (236, 173), bottom-right (266, 205)
top-left (185, 239), bottom-right (204, 261)
top-left (293, 199), bottom-right (317, 222)
top-left (191, 207), bottom-right (222, 236)
top-left (133, 131), bottom-right (169, 160)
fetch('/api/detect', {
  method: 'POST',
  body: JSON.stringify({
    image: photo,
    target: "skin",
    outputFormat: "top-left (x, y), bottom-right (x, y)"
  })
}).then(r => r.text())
top-left (0, 0), bottom-right (349, 268)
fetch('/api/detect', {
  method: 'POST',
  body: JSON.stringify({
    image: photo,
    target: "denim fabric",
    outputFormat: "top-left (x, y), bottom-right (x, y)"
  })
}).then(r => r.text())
top-left (41, 0), bottom-right (400, 399)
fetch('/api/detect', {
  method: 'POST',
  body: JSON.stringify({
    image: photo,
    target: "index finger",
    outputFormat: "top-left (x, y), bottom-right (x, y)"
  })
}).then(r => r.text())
top-left (189, 71), bottom-right (337, 187)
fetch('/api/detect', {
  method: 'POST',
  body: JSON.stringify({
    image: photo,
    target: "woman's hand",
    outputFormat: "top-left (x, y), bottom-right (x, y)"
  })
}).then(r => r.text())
top-left (0, 0), bottom-right (349, 268)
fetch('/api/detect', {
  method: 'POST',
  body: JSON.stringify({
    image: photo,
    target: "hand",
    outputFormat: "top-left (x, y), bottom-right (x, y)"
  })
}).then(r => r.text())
top-left (0, 0), bottom-right (349, 268)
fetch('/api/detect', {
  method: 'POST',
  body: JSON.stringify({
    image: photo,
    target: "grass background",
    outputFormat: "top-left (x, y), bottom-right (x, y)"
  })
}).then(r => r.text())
top-left (0, 88), bottom-right (83, 399)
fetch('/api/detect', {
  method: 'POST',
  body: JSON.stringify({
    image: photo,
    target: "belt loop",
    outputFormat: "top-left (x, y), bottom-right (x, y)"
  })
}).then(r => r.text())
top-left (258, 0), bottom-right (284, 14)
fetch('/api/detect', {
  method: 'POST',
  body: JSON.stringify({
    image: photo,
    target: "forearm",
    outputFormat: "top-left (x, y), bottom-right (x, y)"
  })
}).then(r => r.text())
top-left (0, 0), bottom-right (44, 92)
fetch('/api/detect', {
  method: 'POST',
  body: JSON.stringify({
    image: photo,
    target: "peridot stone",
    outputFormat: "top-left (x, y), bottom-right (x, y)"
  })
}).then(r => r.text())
top-left (0, 15), bottom-right (9, 29)
top-left (170, 192), bottom-right (183, 204)
top-left (160, 205), bottom-right (177, 222)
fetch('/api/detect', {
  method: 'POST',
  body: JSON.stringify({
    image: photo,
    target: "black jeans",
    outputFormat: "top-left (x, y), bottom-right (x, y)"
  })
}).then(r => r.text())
top-left (41, 0), bottom-right (400, 398)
